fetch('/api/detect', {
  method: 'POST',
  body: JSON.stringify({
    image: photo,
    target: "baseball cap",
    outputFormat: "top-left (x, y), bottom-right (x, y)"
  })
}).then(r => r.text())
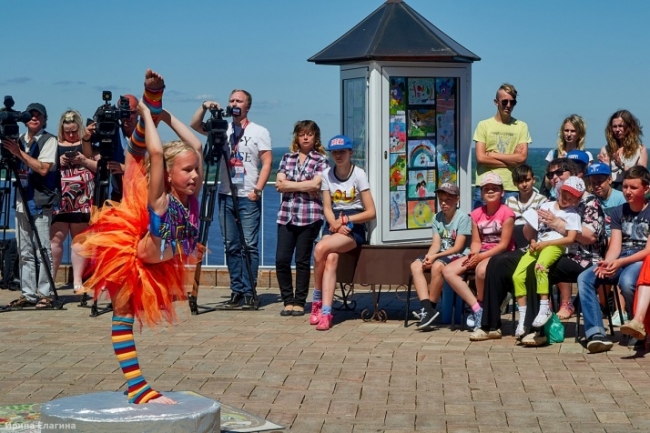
top-left (566, 150), bottom-right (589, 166)
top-left (560, 176), bottom-right (586, 198)
top-left (25, 103), bottom-right (47, 119)
top-left (327, 135), bottom-right (354, 151)
top-left (436, 182), bottom-right (460, 196)
top-left (584, 162), bottom-right (611, 177)
top-left (480, 172), bottom-right (503, 187)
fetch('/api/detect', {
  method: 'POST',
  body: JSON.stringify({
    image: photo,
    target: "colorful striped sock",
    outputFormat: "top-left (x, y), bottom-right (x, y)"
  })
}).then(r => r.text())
top-left (312, 289), bottom-right (322, 302)
top-left (111, 316), bottom-right (161, 404)
top-left (129, 86), bottom-right (164, 156)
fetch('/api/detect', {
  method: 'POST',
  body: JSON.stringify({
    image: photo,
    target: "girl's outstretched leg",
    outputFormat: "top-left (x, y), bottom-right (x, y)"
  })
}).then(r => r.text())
top-left (111, 315), bottom-right (176, 404)
top-left (129, 69), bottom-right (165, 156)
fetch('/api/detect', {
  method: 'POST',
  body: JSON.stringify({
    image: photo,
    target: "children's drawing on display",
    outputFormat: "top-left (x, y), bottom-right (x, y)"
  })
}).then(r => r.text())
top-left (390, 78), bottom-right (406, 114)
top-left (408, 78), bottom-right (436, 105)
top-left (408, 109), bottom-right (436, 137)
top-left (390, 191), bottom-right (407, 230)
top-left (408, 139), bottom-right (435, 168)
top-left (389, 153), bottom-right (407, 191)
top-left (389, 113), bottom-right (406, 153)
top-left (436, 146), bottom-right (457, 186)
top-left (408, 170), bottom-right (436, 199)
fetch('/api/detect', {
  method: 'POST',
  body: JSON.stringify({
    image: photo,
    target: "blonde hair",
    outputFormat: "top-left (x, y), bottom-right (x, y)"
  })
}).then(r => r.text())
top-left (555, 114), bottom-right (587, 155)
top-left (495, 83), bottom-right (517, 100)
top-left (57, 110), bottom-right (84, 142)
top-left (289, 120), bottom-right (326, 154)
top-left (145, 140), bottom-right (200, 192)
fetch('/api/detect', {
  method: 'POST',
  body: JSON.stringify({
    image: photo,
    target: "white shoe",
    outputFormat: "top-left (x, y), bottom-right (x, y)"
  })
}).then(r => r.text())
top-left (611, 311), bottom-right (628, 327)
top-left (515, 322), bottom-right (526, 338)
top-left (466, 313), bottom-right (475, 328)
top-left (532, 309), bottom-right (552, 328)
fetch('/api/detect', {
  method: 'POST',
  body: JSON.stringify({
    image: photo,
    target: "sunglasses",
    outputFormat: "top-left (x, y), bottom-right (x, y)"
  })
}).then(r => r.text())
top-left (545, 169), bottom-right (568, 180)
top-left (498, 99), bottom-right (517, 107)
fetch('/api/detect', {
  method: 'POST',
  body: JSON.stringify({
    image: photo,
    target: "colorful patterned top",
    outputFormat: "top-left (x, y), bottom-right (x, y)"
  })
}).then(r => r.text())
top-left (149, 194), bottom-right (199, 259)
top-left (276, 150), bottom-right (329, 226)
top-left (55, 143), bottom-right (94, 216)
top-left (565, 193), bottom-right (607, 267)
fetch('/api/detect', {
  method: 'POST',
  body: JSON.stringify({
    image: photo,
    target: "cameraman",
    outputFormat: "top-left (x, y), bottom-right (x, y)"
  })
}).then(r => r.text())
top-left (3, 103), bottom-right (58, 308)
top-left (81, 94), bottom-right (137, 202)
top-left (190, 90), bottom-right (272, 309)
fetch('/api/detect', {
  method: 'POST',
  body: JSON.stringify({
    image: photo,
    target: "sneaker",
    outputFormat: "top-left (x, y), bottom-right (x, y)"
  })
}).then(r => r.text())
top-left (532, 309), bottom-right (552, 328)
top-left (521, 331), bottom-right (547, 346)
top-left (586, 335), bottom-right (613, 353)
top-left (412, 310), bottom-right (422, 320)
top-left (611, 310), bottom-right (628, 327)
top-left (472, 308), bottom-right (483, 331)
top-left (515, 321), bottom-right (526, 338)
top-left (417, 308), bottom-right (439, 331)
top-left (310, 301), bottom-right (322, 325)
top-left (241, 295), bottom-right (255, 310)
top-left (466, 312), bottom-right (475, 328)
top-left (469, 328), bottom-right (502, 341)
top-left (224, 292), bottom-right (243, 308)
top-left (316, 313), bottom-right (333, 331)
top-left (627, 337), bottom-right (646, 351)
top-left (620, 319), bottom-right (647, 340)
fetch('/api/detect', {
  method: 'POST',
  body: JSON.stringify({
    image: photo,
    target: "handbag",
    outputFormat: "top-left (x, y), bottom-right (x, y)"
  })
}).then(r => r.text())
top-left (544, 312), bottom-right (565, 344)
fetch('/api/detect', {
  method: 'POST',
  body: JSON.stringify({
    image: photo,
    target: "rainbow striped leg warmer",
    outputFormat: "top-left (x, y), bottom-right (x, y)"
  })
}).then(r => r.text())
top-left (128, 86), bottom-right (164, 156)
top-left (111, 316), bottom-right (162, 404)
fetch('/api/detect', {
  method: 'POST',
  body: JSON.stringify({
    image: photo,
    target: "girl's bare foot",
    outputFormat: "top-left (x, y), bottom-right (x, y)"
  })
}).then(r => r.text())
top-left (147, 394), bottom-right (177, 404)
top-left (144, 69), bottom-right (164, 91)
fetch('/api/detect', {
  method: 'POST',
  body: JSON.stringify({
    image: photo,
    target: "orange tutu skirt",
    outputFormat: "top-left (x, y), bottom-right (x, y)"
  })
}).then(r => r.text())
top-left (73, 162), bottom-right (188, 328)
top-left (634, 256), bottom-right (650, 336)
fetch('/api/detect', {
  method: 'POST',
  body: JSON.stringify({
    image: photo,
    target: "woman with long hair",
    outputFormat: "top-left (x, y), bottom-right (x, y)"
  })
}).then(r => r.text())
top-left (598, 110), bottom-right (647, 189)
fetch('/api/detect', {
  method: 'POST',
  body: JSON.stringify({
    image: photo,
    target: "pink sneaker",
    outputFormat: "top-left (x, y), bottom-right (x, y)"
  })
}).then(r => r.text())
top-left (310, 301), bottom-right (322, 325)
top-left (316, 313), bottom-right (333, 331)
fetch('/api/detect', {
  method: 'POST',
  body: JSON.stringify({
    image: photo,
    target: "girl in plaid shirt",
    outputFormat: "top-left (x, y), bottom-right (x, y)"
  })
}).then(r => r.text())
top-left (275, 120), bottom-right (330, 316)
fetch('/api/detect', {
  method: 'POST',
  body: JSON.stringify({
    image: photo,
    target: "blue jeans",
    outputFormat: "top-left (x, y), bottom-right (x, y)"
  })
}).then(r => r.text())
top-left (577, 251), bottom-right (642, 339)
top-left (472, 187), bottom-right (518, 210)
top-left (218, 194), bottom-right (261, 295)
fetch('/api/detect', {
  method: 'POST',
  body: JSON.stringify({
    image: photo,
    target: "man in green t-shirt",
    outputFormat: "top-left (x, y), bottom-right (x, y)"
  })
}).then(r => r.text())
top-left (473, 83), bottom-right (532, 209)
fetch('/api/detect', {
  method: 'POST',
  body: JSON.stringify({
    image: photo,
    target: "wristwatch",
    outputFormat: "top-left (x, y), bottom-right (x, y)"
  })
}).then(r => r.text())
top-left (253, 188), bottom-right (263, 197)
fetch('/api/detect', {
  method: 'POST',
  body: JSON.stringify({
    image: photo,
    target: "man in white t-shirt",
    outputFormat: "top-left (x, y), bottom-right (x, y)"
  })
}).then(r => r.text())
top-left (191, 90), bottom-right (272, 309)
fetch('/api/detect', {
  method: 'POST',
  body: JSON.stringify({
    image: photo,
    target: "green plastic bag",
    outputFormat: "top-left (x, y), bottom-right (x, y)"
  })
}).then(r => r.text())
top-left (544, 312), bottom-right (565, 344)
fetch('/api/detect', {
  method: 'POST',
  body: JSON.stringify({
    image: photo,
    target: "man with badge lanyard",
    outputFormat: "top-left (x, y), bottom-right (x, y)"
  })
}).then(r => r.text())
top-left (190, 89), bottom-right (272, 309)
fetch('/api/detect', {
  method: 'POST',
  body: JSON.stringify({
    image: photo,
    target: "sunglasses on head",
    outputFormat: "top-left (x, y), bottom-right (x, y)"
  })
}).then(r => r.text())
top-left (498, 99), bottom-right (517, 107)
top-left (545, 169), bottom-right (568, 180)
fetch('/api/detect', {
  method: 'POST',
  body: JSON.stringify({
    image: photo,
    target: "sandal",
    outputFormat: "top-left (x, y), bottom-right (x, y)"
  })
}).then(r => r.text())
top-left (35, 297), bottom-right (53, 309)
top-left (557, 301), bottom-right (575, 320)
top-left (73, 284), bottom-right (87, 295)
top-left (7, 296), bottom-right (36, 308)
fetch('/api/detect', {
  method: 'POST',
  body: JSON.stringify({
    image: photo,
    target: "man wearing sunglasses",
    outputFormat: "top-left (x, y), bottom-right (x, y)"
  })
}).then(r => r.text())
top-left (473, 83), bottom-right (532, 209)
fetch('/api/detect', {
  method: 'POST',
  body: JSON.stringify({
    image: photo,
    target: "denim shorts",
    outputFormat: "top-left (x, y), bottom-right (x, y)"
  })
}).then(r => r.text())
top-left (415, 253), bottom-right (464, 266)
top-left (322, 209), bottom-right (367, 246)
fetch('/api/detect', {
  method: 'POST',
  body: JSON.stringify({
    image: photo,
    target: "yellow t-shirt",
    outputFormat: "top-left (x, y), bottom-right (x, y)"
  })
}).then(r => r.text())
top-left (473, 117), bottom-right (532, 191)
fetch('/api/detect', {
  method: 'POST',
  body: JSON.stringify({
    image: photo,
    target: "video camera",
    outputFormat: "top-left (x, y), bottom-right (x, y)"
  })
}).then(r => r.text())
top-left (90, 91), bottom-right (133, 159)
top-left (0, 96), bottom-right (31, 159)
top-left (202, 105), bottom-right (240, 162)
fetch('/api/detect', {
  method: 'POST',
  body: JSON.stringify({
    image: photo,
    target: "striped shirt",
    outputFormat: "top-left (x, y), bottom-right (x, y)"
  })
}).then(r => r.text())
top-left (505, 191), bottom-right (548, 225)
top-left (276, 151), bottom-right (330, 226)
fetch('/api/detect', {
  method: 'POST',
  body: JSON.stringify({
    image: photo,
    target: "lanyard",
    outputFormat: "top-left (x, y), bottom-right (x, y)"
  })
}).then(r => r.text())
top-left (230, 119), bottom-right (249, 154)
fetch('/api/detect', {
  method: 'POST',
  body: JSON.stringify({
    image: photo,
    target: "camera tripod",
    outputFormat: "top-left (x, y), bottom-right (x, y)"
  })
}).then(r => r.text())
top-left (78, 156), bottom-right (114, 317)
top-left (1, 158), bottom-right (63, 311)
top-left (188, 126), bottom-right (260, 314)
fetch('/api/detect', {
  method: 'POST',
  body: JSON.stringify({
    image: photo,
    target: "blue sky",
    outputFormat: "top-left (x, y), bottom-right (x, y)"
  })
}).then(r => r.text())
top-left (3, 0), bottom-right (650, 151)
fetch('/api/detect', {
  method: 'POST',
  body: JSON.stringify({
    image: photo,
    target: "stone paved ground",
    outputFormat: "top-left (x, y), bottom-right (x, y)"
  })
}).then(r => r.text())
top-left (1, 285), bottom-right (649, 432)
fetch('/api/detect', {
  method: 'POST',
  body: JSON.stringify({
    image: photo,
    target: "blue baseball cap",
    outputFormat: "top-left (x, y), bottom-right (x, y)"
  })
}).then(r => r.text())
top-left (585, 162), bottom-right (611, 177)
top-left (327, 135), bottom-right (354, 151)
top-left (566, 150), bottom-right (589, 165)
